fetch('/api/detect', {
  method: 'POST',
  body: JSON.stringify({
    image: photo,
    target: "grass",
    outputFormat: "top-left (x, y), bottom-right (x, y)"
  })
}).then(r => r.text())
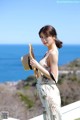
top-left (17, 92), bottom-right (34, 108)
top-left (23, 85), bottom-right (30, 90)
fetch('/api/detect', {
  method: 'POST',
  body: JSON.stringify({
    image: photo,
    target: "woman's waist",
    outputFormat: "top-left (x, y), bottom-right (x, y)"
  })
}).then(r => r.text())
top-left (37, 75), bottom-right (57, 85)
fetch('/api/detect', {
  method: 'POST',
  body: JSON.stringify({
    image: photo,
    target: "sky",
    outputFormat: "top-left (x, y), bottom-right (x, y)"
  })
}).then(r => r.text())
top-left (0, 0), bottom-right (80, 45)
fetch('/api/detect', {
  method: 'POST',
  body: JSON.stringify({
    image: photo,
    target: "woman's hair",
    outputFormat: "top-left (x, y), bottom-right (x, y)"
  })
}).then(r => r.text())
top-left (38, 25), bottom-right (63, 48)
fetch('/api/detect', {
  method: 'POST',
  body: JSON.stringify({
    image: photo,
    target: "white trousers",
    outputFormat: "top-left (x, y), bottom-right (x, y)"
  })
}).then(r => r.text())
top-left (36, 81), bottom-right (62, 120)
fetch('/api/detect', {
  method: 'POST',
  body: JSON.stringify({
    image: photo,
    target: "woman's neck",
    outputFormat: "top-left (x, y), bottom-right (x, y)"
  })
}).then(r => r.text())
top-left (48, 43), bottom-right (57, 51)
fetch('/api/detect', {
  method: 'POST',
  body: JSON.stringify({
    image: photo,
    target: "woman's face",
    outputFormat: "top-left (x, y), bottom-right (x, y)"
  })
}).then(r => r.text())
top-left (40, 34), bottom-right (55, 47)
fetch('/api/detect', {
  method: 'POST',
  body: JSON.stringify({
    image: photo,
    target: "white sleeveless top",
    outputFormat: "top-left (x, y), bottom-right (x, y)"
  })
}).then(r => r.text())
top-left (38, 49), bottom-right (59, 84)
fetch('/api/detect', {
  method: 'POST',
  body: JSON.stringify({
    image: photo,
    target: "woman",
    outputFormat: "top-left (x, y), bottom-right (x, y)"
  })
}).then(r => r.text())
top-left (30, 25), bottom-right (63, 120)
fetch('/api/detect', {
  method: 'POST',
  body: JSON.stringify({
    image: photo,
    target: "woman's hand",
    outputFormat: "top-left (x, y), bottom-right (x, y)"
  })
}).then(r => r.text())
top-left (30, 58), bottom-right (40, 78)
top-left (30, 58), bottom-right (39, 69)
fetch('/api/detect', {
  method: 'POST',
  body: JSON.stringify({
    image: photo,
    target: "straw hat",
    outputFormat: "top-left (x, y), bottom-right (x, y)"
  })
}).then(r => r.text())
top-left (21, 54), bottom-right (32, 70)
top-left (21, 44), bottom-right (34, 70)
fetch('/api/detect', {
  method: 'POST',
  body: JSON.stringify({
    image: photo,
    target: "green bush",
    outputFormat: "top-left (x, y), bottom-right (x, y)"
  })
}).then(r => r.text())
top-left (58, 74), bottom-right (66, 84)
top-left (17, 92), bottom-right (34, 108)
top-left (25, 75), bottom-right (37, 86)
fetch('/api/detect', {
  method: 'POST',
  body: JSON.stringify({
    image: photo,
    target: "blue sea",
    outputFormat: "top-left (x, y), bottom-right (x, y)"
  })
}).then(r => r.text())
top-left (0, 44), bottom-right (80, 83)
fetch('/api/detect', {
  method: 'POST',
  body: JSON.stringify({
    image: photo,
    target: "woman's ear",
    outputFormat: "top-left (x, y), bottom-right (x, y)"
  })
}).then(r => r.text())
top-left (52, 36), bottom-right (56, 41)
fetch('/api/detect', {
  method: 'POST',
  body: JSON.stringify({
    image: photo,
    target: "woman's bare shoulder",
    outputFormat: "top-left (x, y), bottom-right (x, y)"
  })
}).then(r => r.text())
top-left (49, 49), bottom-right (58, 56)
top-left (48, 50), bottom-right (58, 62)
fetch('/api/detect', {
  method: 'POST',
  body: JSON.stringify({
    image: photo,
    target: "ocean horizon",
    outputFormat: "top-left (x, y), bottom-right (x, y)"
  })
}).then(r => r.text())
top-left (0, 44), bottom-right (80, 83)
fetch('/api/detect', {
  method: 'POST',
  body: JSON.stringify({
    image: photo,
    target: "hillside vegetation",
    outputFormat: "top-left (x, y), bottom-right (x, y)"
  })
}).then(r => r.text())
top-left (0, 58), bottom-right (80, 120)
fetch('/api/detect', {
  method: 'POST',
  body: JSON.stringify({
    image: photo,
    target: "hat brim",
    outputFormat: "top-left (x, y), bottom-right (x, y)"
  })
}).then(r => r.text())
top-left (21, 54), bottom-right (32, 70)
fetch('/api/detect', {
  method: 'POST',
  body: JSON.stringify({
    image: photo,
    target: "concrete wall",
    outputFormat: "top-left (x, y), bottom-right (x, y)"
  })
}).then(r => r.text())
top-left (29, 100), bottom-right (80, 120)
